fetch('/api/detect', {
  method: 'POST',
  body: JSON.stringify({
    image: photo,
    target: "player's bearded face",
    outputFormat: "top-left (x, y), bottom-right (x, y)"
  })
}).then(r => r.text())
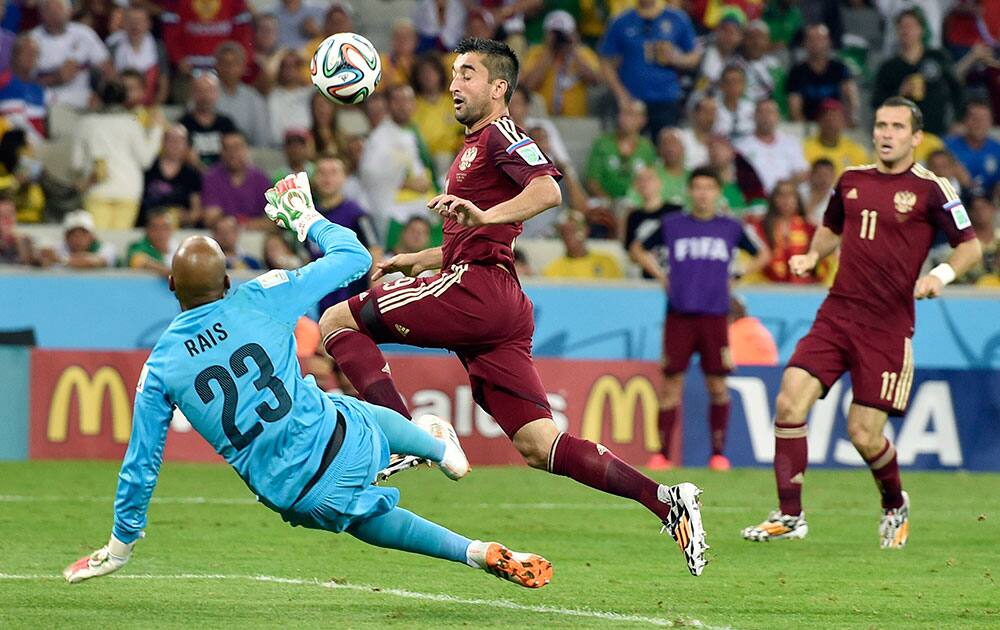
top-left (450, 54), bottom-right (493, 126)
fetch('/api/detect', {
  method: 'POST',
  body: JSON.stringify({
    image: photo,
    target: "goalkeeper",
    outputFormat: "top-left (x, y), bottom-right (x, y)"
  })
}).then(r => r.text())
top-left (63, 173), bottom-right (552, 589)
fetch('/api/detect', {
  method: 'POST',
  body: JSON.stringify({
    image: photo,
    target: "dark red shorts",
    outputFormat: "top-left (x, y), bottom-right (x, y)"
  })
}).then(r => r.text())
top-left (787, 313), bottom-right (914, 416)
top-left (662, 311), bottom-right (732, 376)
top-left (347, 264), bottom-right (552, 437)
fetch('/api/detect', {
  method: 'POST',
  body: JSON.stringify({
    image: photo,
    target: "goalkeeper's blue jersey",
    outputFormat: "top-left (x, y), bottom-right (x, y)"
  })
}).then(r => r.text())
top-left (112, 219), bottom-right (372, 544)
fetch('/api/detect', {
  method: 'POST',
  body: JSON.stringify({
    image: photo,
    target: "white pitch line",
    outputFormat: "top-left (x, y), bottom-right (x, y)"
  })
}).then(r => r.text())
top-left (0, 573), bottom-right (718, 628)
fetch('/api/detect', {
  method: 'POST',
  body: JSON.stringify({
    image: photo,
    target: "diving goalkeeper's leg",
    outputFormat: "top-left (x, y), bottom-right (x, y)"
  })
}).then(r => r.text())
top-left (346, 507), bottom-right (552, 588)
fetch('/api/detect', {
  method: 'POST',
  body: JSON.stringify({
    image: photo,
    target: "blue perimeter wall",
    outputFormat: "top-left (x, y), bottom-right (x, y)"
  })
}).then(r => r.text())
top-left (2, 272), bottom-right (999, 368)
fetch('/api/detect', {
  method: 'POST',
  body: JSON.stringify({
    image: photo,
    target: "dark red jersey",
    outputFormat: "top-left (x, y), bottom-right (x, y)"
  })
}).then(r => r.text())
top-left (819, 162), bottom-right (976, 334)
top-left (442, 116), bottom-right (561, 274)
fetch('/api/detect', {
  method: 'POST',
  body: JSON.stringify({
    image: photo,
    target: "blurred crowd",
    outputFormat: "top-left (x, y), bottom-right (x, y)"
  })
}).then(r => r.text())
top-left (0, 0), bottom-right (998, 289)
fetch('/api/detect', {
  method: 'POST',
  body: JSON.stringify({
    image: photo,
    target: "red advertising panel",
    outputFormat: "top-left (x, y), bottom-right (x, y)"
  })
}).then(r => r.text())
top-left (30, 350), bottom-right (676, 466)
top-left (30, 349), bottom-right (220, 462)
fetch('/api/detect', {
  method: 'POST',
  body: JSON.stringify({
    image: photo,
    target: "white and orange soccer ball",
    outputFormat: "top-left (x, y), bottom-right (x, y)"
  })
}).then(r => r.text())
top-left (310, 32), bottom-right (382, 105)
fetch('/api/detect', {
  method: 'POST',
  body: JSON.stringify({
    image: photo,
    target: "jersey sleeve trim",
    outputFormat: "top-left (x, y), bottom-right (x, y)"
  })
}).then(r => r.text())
top-left (911, 163), bottom-right (960, 202)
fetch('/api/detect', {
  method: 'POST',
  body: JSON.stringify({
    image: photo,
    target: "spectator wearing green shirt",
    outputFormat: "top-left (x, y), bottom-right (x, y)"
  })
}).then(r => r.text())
top-left (625, 127), bottom-right (688, 208)
top-left (584, 99), bottom-right (657, 206)
top-left (124, 207), bottom-right (176, 277)
top-left (706, 135), bottom-right (750, 215)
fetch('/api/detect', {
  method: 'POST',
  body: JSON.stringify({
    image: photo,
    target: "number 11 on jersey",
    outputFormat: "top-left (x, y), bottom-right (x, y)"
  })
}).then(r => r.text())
top-left (860, 209), bottom-right (877, 240)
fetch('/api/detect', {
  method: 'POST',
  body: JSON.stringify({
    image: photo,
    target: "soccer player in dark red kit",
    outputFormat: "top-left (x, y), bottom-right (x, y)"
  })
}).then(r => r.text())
top-left (742, 97), bottom-right (982, 549)
top-left (320, 38), bottom-right (707, 576)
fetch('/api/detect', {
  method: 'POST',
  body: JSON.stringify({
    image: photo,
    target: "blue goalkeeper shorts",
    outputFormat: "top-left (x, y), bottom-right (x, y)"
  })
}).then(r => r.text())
top-left (280, 402), bottom-right (400, 533)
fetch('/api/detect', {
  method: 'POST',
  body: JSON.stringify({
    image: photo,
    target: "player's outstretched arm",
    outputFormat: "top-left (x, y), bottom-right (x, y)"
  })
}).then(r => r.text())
top-left (790, 226), bottom-right (841, 277)
top-left (371, 247), bottom-right (443, 282)
top-left (915, 238), bottom-right (983, 299)
top-left (428, 176), bottom-right (561, 227)
top-left (64, 365), bottom-right (173, 583)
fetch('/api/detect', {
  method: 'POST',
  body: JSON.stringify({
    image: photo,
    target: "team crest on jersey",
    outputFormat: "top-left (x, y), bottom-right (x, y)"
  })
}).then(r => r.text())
top-left (894, 190), bottom-right (916, 214)
top-left (459, 147), bottom-right (478, 171)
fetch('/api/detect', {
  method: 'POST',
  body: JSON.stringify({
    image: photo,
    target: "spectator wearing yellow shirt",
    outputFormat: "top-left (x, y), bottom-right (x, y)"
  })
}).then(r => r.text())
top-left (380, 19), bottom-right (419, 88)
top-left (802, 99), bottom-right (869, 176)
top-left (544, 219), bottom-right (624, 280)
top-left (411, 53), bottom-right (463, 165)
top-left (521, 11), bottom-right (602, 117)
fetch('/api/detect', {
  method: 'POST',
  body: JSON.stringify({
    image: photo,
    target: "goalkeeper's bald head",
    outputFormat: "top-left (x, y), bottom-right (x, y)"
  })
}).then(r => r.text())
top-left (169, 235), bottom-right (230, 311)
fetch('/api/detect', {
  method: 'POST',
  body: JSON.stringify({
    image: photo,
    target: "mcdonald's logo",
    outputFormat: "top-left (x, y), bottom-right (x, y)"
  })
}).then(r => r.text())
top-left (47, 366), bottom-right (132, 444)
top-left (580, 375), bottom-right (661, 451)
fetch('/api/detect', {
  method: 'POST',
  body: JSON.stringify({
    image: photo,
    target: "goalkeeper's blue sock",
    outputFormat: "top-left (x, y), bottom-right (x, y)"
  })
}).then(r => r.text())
top-left (368, 405), bottom-right (445, 462)
top-left (347, 507), bottom-right (471, 564)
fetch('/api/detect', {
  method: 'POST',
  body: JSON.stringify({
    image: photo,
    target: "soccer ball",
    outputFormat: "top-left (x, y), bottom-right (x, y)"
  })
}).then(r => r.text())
top-left (310, 32), bottom-right (382, 105)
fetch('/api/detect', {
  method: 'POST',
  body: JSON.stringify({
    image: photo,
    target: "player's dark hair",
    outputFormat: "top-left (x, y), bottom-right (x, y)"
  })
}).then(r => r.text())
top-left (688, 166), bottom-right (722, 188)
top-left (879, 96), bottom-right (923, 132)
top-left (454, 37), bottom-right (519, 103)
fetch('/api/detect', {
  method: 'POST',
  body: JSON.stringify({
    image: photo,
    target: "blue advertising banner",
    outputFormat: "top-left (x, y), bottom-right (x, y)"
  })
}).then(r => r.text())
top-left (679, 367), bottom-right (1000, 471)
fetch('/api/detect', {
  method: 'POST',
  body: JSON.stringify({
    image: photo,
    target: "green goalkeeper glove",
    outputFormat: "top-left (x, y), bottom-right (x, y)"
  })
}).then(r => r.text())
top-left (264, 172), bottom-right (323, 242)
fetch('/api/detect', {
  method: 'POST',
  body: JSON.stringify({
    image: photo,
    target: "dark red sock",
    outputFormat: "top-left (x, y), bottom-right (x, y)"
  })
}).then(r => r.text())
top-left (324, 329), bottom-right (411, 419)
top-left (709, 401), bottom-right (730, 456)
top-left (865, 439), bottom-right (904, 509)
top-left (773, 422), bottom-right (808, 516)
top-left (549, 433), bottom-right (671, 521)
top-left (657, 407), bottom-right (678, 458)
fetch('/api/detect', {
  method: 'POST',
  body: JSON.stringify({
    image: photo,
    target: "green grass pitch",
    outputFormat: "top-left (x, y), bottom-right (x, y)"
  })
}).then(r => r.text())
top-left (1, 461), bottom-right (998, 629)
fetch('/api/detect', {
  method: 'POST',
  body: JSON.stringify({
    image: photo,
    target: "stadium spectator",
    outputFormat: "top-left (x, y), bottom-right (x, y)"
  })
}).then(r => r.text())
top-left (74, 0), bottom-right (122, 41)
top-left (742, 19), bottom-right (783, 103)
top-left (698, 10), bottom-right (746, 89)
top-left (160, 0), bottom-right (253, 81)
top-left (797, 0), bottom-right (845, 47)
top-left (0, 128), bottom-right (45, 223)
top-left (800, 158), bottom-right (837, 224)
top-left (266, 50), bottom-right (313, 148)
top-left (309, 154), bottom-right (379, 310)
top-left (30, 0), bottom-right (112, 110)
top-left (411, 53), bottom-right (463, 166)
top-left (300, 2), bottom-right (354, 68)
top-left (211, 214), bottom-right (261, 271)
top-left (179, 72), bottom-right (238, 168)
top-left (628, 127), bottom-right (688, 209)
top-left (584, 99), bottom-right (657, 206)
top-left (412, 0), bottom-right (467, 54)
top-left (71, 79), bottom-right (164, 229)
top-left (381, 19), bottom-right (420, 88)
top-left (761, 0), bottom-right (802, 50)
top-left (728, 294), bottom-right (779, 366)
top-left (249, 13), bottom-right (281, 93)
top-left (842, 0), bottom-right (885, 54)
top-left (124, 207), bottom-right (175, 276)
top-left (480, 0), bottom-right (536, 55)
top-left (636, 167), bottom-right (769, 471)
top-left (599, 0), bottom-right (701, 138)
top-left (873, 8), bottom-right (964, 136)
top-left (927, 148), bottom-right (972, 198)
top-left (625, 166), bottom-right (682, 280)
top-left (507, 85), bottom-right (572, 168)
top-left (273, 0), bottom-right (323, 51)
top-left (465, 6), bottom-right (498, 41)
top-left (377, 215), bottom-right (435, 283)
top-left (262, 230), bottom-right (304, 269)
top-left (524, 122), bottom-right (588, 239)
top-left (543, 218), bottom-right (624, 279)
top-left (0, 4), bottom-right (13, 73)
top-left (786, 24), bottom-right (859, 123)
top-left (215, 41), bottom-right (269, 148)
top-left (37, 209), bottom-right (115, 269)
top-left (0, 34), bottom-right (47, 145)
top-left (714, 65), bottom-right (755, 139)
top-left (0, 194), bottom-right (34, 265)
top-left (359, 87), bottom-right (432, 243)
top-left (272, 128), bottom-right (315, 182)
top-left (877, 0), bottom-right (949, 55)
top-left (120, 68), bottom-right (160, 130)
top-left (310, 91), bottom-right (347, 159)
top-left (735, 98), bottom-right (809, 194)
top-left (955, 43), bottom-right (1000, 125)
top-left (707, 135), bottom-right (753, 214)
top-left (104, 5), bottom-right (166, 106)
top-left (140, 124), bottom-right (202, 228)
top-left (930, 190), bottom-right (999, 285)
top-left (749, 179), bottom-right (818, 284)
top-left (521, 10), bottom-right (602, 117)
top-left (678, 95), bottom-right (717, 170)
top-left (945, 100), bottom-right (1000, 195)
top-left (200, 131), bottom-right (271, 229)
top-left (802, 99), bottom-right (871, 176)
